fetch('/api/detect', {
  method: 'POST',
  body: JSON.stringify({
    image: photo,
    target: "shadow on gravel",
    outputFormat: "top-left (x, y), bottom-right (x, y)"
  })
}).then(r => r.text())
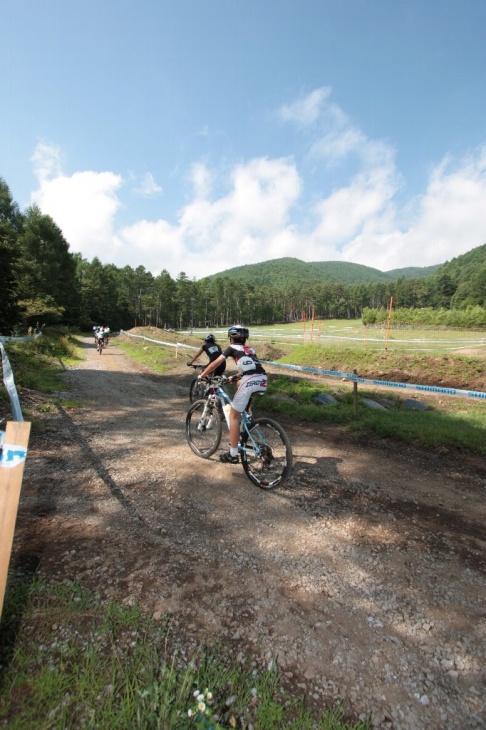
top-left (56, 404), bottom-right (164, 539)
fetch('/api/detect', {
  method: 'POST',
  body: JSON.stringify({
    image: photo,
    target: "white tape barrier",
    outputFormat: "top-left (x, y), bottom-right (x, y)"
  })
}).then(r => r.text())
top-left (0, 343), bottom-right (24, 421)
top-left (119, 330), bottom-right (197, 351)
top-left (119, 331), bottom-right (486, 400)
top-left (0, 333), bottom-right (43, 344)
top-left (0, 333), bottom-right (42, 422)
top-left (260, 360), bottom-right (486, 401)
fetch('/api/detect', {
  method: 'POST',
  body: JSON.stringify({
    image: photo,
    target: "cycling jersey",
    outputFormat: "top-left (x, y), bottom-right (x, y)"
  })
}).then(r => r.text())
top-left (201, 342), bottom-right (224, 375)
top-left (203, 342), bottom-right (223, 362)
top-left (222, 344), bottom-right (266, 376)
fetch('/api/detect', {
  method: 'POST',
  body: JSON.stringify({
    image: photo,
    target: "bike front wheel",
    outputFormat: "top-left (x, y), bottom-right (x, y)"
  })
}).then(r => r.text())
top-left (189, 377), bottom-right (206, 403)
top-left (186, 400), bottom-right (223, 458)
top-left (240, 417), bottom-right (292, 489)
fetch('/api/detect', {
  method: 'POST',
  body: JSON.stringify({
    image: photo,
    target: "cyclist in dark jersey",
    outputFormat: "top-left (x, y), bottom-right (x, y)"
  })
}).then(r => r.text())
top-left (199, 325), bottom-right (267, 464)
top-left (188, 334), bottom-right (226, 376)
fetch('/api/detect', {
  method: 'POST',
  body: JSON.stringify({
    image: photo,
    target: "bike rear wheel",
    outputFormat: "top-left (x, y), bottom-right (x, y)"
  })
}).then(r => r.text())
top-left (189, 377), bottom-right (206, 403)
top-left (240, 417), bottom-right (292, 489)
top-left (186, 400), bottom-right (223, 458)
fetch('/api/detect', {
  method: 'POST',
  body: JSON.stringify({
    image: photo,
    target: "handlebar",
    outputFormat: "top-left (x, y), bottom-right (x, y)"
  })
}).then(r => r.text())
top-left (198, 373), bottom-right (238, 386)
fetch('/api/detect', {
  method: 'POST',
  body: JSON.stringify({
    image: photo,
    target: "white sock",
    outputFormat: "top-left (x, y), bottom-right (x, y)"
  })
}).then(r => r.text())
top-left (230, 447), bottom-right (238, 457)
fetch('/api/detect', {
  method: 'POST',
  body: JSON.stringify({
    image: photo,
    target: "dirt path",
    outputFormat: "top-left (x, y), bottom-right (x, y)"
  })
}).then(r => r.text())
top-left (12, 337), bottom-right (486, 729)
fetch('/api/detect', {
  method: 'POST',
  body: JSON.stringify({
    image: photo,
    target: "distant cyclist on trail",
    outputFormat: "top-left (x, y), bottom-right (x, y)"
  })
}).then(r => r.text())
top-left (199, 325), bottom-right (267, 464)
top-left (188, 333), bottom-right (226, 376)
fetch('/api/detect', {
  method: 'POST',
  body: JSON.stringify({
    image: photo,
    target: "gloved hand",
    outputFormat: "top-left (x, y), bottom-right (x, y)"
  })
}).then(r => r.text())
top-left (187, 362), bottom-right (193, 367)
top-left (197, 375), bottom-right (208, 382)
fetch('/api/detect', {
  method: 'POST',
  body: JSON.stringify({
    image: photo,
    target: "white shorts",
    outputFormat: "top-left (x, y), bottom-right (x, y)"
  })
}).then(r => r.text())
top-left (231, 374), bottom-right (268, 413)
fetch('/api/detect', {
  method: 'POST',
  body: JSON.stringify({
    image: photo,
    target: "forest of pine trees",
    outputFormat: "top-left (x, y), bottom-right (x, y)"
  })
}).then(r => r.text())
top-left (1, 176), bottom-right (485, 334)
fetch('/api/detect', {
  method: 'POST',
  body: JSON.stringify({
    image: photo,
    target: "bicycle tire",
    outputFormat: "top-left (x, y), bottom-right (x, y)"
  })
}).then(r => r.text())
top-left (240, 417), bottom-right (292, 489)
top-left (189, 377), bottom-right (206, 403)
top-left (186, 400), bottom-right (223, 458)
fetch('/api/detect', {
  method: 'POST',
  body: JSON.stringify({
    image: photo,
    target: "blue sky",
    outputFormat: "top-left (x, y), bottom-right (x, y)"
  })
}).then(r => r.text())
top-left (2, 0), bottom-right (486, 279)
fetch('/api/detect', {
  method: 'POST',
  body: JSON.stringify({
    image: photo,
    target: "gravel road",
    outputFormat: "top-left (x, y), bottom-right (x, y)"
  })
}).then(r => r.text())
top-left (12, 335), bottom-right (486, 729)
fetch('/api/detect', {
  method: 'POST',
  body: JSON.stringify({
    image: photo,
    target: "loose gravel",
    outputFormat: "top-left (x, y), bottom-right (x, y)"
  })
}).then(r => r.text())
top-left (11, 336), bottom-right (486, 729)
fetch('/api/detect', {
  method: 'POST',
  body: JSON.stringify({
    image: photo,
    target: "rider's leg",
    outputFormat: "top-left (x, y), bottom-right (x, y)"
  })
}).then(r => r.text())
top-left (228, 407), bottom-right (241, 457)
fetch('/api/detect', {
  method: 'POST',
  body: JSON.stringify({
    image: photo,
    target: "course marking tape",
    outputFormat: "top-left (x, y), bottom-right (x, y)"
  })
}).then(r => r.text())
top-left (0, 443), bottom-right (28, 468)
top-left (118, 332), bottom-right (486, 400)
top-left (120, 330), bottom-right (196, 350)
top-left (260, 360), bottom-right (486, 401)
top-left (0, 342), bottom-right (24, 421)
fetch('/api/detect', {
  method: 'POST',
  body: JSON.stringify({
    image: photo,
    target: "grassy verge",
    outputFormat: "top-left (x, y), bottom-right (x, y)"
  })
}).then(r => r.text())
top-left (115, 335), bottom-right (188, 375)
top-left (264, 375), bottom-right (486, 455)
top-left (0, 328), bottom-right (84, 424)
top-left (112, 331), bottom-right (486, 456)
top-left (0, 574), bottom-right (369, 730)
top-left (3, 328), bottom-right (82, 393)
top-left (278, 343), bottom-right (485, 388)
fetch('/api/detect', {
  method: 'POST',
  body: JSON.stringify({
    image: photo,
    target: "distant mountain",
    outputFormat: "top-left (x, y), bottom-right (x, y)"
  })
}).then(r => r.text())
top-left (385, 264), bottom-right (441, 279)
top-left (433, 243), bottom-right (486, 281)
top-left (202, 257), bottom-right (441, 288)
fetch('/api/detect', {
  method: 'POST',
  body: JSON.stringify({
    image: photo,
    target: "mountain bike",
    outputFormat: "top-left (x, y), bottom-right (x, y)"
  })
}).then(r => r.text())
top-left (187, 363), bottom-right (207, 402)
top-left (185, 375), bottom-right (292, 489)
top-left (97, 336), bottom-right (105, 354)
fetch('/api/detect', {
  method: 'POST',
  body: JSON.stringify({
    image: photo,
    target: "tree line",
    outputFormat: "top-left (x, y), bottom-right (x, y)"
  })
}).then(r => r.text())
top-left (1, 176), bottom-right (485, 335)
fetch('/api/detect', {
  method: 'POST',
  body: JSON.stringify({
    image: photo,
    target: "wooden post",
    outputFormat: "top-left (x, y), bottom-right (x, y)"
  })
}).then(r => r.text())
top-left (353, 369), bottom-right (358, 419)
top-left (0, 421), bottom-right (31, 617)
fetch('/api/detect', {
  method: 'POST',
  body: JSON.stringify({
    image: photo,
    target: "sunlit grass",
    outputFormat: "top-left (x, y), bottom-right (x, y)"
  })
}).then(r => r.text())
top-left (0, 575), bottom-right (370, 730)
top-left (183, 320), bottom-right (486, 355)
top-left (114, 336), bottom-right (187, 375)
top-left (116, 326), bottom-right (485, 455)
top-left (265, 374), bottom-right (486, 455)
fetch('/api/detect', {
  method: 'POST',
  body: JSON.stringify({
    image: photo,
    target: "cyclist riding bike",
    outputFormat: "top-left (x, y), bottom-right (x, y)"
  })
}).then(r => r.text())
top-left (188, 334), bottom-right (226, 376)
top-left (199, 325), bottom-right (267, 464)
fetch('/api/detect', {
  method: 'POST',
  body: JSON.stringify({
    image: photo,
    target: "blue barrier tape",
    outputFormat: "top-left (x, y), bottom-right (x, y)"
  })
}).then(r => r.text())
top-left (118, 332), bottom-right (485, 401)
top-left (0, 333), bottom-right (42, 343)
top-left (260, 360), bottom-right (486, 401)
top-left (0, 333), bottom-right (41, 421)
top-left (0, 342), bottom-right (24, 421)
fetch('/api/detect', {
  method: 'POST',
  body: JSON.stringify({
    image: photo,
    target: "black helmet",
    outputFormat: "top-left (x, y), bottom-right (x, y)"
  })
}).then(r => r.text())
top-left (204, 333), bottom-right (216, 343)
top-left (228, 325), bottom-right (249, 341)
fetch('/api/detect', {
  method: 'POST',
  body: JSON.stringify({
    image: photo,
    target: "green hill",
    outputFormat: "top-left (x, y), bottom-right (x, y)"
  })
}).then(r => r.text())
top-left (385, 264), bottom-right (440, 279)
top-left (202, 257), bottom-right (440, 288)
top-left (434, 243), bottom-right (486, 281)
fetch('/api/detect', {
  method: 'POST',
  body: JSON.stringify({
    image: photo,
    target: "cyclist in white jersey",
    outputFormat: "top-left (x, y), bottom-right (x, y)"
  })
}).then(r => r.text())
top-left (199, 325), bottom-right (267, 464)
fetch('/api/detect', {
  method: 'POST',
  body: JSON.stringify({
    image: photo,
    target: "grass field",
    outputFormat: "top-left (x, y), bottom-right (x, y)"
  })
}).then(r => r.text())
top-left (182, 320), bottom-right (486, 355)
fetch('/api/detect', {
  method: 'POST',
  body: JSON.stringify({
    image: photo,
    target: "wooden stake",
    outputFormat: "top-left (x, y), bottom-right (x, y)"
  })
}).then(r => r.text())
top-left (0, 421), bottom-right (31, 617)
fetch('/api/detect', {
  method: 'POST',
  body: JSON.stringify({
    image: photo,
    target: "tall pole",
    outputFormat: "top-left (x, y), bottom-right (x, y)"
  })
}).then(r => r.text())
top-left (384, 296), bottom-right (394, 353)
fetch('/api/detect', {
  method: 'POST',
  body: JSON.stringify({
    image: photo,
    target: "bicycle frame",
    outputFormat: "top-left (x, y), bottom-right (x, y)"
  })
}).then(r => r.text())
top-left (200, 376), bottom-right (262, 457)
top-left (187, 374), bottom-right (292, 488)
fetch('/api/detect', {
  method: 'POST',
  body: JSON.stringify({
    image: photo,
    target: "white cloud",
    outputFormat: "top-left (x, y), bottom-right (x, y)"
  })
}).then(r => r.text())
top-left (28, 95), bottom-right (486, 280)
top-left (30, 141), bottom-right (63, 181)
top-left (279, 87), bottom-right (331, 127)
top-left (190, 162), bottom-right (213, 199)
top-left (31, 144), bottom-right (123, 263)
top-left (134, 172), bottom-right (163, 197)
